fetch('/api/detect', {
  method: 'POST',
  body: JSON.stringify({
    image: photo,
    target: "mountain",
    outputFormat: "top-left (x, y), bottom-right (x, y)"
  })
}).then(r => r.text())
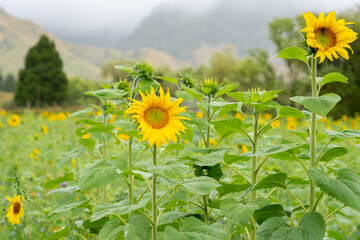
top-left (119, 0), bottom-right (344, 60)
top-left (0, 8), bottom-right (128, 80)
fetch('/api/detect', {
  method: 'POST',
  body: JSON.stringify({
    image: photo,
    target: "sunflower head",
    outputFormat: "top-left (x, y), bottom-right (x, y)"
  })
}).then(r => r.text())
top-left (301, 11), bottom-right (358, 63)
top-left (8, 114), bottom-right (20, 127)
top-left (6, 195), bottom-right (24, 225)
top-left (41, 125), bottom-right (48, 134)
top-left (125, 86), bottom-right (189, 148)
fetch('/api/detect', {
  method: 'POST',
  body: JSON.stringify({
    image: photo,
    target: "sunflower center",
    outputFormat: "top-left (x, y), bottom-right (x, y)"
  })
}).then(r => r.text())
top-left (144, 107), bottom-right (169, 129)
top-left (13, 202), bottom-right (21, 214)
top-left (315, 27), bottom-right (336, 49)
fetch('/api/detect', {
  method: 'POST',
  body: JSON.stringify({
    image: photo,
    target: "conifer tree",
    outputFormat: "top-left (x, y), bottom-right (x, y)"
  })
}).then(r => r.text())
top-left (15, 35), bottom-right (68, 106)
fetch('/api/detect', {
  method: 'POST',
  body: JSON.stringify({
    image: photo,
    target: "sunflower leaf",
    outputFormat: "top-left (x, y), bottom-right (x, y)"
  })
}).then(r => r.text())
top-left (277, 46), bottom-right (308, 66)
top-left (290, 93), bottom-right (341, 116)
top-left (320, 72), bottom-right (348, 89)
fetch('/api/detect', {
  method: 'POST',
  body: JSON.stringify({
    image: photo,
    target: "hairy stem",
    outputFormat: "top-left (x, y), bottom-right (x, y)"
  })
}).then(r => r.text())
top-left (202, 95), bottom-right (212, 224)
top-left (103, 112), bottom-right (107, 201)
top-left (128, 137), bottom-right (133, 206)
top-left (250, 111), bottom-right (259, 240)
top-left (309, 55), bottom-right (318, 212)
top-left (152, 145), bottom-right (158, 240)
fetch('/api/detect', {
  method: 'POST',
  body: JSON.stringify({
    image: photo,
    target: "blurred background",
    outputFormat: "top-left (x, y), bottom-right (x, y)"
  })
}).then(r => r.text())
top-left (0, 0), bottom-right (359, 117)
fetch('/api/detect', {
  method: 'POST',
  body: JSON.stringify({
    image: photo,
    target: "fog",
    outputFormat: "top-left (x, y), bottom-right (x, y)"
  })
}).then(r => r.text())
top-left (0, 0), bottom-right (359, 47)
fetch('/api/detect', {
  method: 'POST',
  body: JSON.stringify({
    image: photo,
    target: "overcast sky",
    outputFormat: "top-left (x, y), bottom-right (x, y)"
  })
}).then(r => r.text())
top-left (0, 0), bottom-right (359, 46)
top-left (0, 0), bottom-right (216, 42)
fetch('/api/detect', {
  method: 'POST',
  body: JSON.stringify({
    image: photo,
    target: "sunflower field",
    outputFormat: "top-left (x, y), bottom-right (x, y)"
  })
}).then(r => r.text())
top-left (2, 11), bottom-right (360, 240)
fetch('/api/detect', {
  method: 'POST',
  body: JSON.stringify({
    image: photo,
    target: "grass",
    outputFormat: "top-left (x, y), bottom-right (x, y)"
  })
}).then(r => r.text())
top-left (0, 91), bottom-right (13, 107)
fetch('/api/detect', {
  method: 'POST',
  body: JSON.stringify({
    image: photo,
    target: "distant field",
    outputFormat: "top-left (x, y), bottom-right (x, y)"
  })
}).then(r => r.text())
top-left (0, 91), bottom-right (13, 107)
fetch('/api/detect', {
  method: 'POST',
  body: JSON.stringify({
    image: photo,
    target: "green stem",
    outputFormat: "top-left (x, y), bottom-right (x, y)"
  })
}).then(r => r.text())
top-left (312, 191), bottom-right (324, 212)
top-left (23, 214), bottom-right (27, 240)
top-left (137, 209), bottom-right (155, 227)
top-left (266, 187), bottom-right (277, 198)
top-left (202, 95), bottom-right (212, 224)
top-left (309, 55), bottom-right (318, 212)
top-left (254, 155), bottom-right (270, 174)
top-left (285, 189), bottom-right (307, 213)
top-left (203, 195), bottom-right (209, 224)
top-left (128, 137), bottom-right (133, 206)
top-left (257, 117), bottom-right (279, 136)
top-left (250, 111), bottom-right (259, 240)
top-left (324, 205), bottom-right (347, 221)
top-left (197, 125), bottom-right (207, 146)
top-left (205, 95), bottom-right (211, 148)
top-left (221, 162), bottom-right (251, 185)
top-left (209, 215), bottom-right (224, 224)
top-left (136, 188), bottom-right (149, 204)
top-left (103, 112), bottom-right (107, 201)
top-left (315, 140), bottom-right (333, 166)
top-left (245, 227), bottom-right (251, 240)
top-left (238, 126), bottom-right (255, 146)
top-left (114, 215), bottom-right (128, 225)
top-left (152, 145), bottom-right (158, 240)
top-left (294, 154), bottom-right (308, 173)
top-left (157, 185), bottom-right (178, 205)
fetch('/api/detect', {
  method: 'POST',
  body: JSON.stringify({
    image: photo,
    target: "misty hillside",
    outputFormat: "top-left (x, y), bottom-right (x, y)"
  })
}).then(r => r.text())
top-left (0, 7), bottom-right (191, 80)
top-left (119, 0), bottom-right (336, 60)
top-left (0, 8), bottom-right (127, 79)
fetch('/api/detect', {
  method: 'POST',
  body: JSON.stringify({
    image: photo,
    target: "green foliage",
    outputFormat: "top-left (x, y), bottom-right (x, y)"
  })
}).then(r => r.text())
top-left (79, 160), bottom-right (120, 191)
top-left (165, 217), bottom-right (230, 240)
top-left (0, 73), bottom-right (16, 92)
top-left (103, 59), bottom-right (136, 81)
top-left (256, 213), bottom-right (325, 240)
top-left (66, 76), bottom-right (98, 106)
top-left (4, 13), bottom-right (360, 238)
top-left (14, 34), bottom-right (68, 106)
top-left (220, 198), bottom-right (259, 226)
top-left (308, 168), bottom-right (360, 210)
top-left (181, 176), bottom-right (221, 195)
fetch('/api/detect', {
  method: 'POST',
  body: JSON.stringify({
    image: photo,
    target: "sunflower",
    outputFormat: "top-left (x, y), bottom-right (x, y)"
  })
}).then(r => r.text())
top-left (286, 122), bottom-right (297, 130)
top-left (57, 112), bottom-right (66, 121)
top-left (41, 125), bottom-right (48, 134)
top-left (82, 133), bottom-right (91, 139)
top-left (301, 11), bottom-right (358, 63)
top-left (271, 120), bottom-right (281, 128)
top-left (125, 86), bottom-right (189, 148)
top-left (6, 195), bottom-right (24, 225)
top-left (8, 114), bottom-right (20, 127)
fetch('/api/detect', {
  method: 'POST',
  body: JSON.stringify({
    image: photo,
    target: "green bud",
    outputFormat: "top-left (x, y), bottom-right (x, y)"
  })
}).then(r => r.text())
top-left (102, 99), bottom-right (115, 112)
top-left (113, 79), bottom-right (131, 97)
top-left (201, 78), bottom-right (219, 96)
top-left (248, 87), bottom-right (261, 103)
top-left (179, 73), bottom-right (195, 88)
top-left (133, 61), bottom-right (154, 80)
